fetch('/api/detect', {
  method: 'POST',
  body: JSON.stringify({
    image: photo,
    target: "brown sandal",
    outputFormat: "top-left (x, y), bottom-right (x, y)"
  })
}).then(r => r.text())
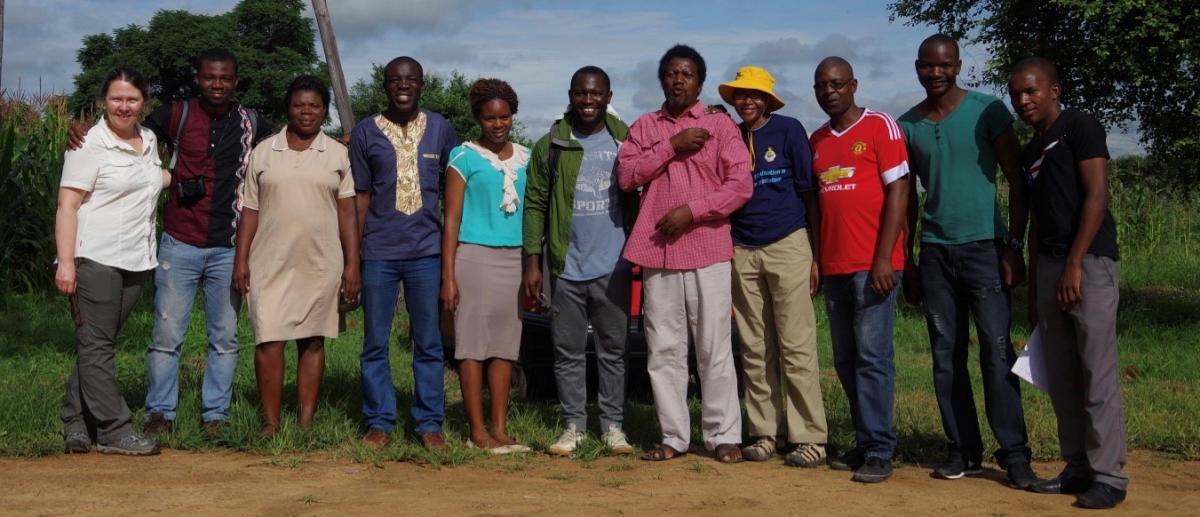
top-left (716, 443), bottom-right (745, 463)
top-left (641, 443), bottom-right (686, 461)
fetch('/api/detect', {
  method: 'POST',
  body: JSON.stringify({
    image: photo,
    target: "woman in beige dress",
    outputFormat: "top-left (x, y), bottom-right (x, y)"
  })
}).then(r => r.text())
top-left (233, 75), bottom-right (360, 436)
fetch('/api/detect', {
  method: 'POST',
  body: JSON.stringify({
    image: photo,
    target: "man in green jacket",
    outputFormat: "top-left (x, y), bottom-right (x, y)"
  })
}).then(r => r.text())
top-left (523, 66), bottom-right (638, 456)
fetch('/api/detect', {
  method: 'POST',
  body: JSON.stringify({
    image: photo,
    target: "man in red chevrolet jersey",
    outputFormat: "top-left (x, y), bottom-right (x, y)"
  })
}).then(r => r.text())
top-left (809, 56), bottom-right (910, 484)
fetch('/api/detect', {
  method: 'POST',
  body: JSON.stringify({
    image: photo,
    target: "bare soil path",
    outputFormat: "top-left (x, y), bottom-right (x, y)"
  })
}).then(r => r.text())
top-left (2, 450), bottom-right (1197, 515)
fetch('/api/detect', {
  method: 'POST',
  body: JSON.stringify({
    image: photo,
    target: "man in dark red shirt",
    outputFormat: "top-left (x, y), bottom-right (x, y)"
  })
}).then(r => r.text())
top-left (70, 48), bottom-right (271, 439)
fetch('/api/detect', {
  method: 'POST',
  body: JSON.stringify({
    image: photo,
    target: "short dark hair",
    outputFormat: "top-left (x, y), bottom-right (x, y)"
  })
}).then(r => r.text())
top-left (919, 33), bottom-right (960, 55)
top-left (468, 78), bottom-right (519, 118)
top-left (385, 56), bottom-right (423, 78)
top-left (1011, 57), bottom-right (1060, 85)
top-left (815, 56), bottom-right (855, 79)
top-left (658, 44), bottom-right (706, 84)
top-left (100, 66), bottom-right (150, 101)
top-left (196, 47), bottom-right (238, 74)
top-left (285, 74), bottom-right (331, 109)
top-left (570, 65), bottom-right (611, 91)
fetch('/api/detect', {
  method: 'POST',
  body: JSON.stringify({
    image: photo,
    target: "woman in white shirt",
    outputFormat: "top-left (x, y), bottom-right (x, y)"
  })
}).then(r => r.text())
top-left (55, 66), bottom-right (170, 456)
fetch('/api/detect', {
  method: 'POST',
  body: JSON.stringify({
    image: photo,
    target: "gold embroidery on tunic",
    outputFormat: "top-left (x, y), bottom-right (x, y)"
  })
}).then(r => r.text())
top-left (374, 112), bottom-right (428, 215)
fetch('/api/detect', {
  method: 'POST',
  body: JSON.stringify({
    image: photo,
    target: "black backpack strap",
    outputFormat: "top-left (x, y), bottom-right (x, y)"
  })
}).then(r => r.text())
top-left (244, 108), bottom-right (260, 144)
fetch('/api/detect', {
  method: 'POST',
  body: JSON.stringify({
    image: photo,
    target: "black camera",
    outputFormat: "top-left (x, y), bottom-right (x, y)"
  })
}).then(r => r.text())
top-left (175, 176), bottom-right (206, 202)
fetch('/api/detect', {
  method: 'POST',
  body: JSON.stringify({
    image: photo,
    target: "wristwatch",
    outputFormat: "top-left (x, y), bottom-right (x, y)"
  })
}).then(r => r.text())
top-left (1005, 237), bottom-right (1025, 251)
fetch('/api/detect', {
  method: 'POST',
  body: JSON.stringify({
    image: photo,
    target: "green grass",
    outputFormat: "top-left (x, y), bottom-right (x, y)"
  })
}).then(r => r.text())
top-left (1, 193), bottom-right (1197, 463)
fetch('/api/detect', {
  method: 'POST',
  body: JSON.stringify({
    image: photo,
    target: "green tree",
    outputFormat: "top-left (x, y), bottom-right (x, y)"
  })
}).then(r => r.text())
top-left (69, 0), bottom-right (322, 125)
top-left (889, 0), bottom-right (1198, 186)
top-left (349, 64), bottom-right (532, 146)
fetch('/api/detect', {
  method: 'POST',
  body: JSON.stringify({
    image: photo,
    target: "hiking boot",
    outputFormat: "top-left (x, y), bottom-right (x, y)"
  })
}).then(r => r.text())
top-left (96, 434), bottom-right (160, 456)
top-left (1006, 461), bottom-right (1039, 489)
top-left (741, 436), bottom-right (777, 462)
top-left (362, 428), bottom-right (390, 449)
top-left (63, 431), bottom-right (91, 454)
top-left (852, 456), bottom-right (893, 483)
top-left (202, 420), bottom-right (225, 441)
top-left (1075, 482), bottom-right (1126, 509)
top-left (601, 425), bottom-right (634, 455)
top-left (933, 451), bottom-right (983, 480)
top-left (548, 424), bottom-right (584, 456)
top-left (421, 432), bottom-right (449, 451)
top-left (143, 412), bottom-right (172, 437)
top-left (785, 443), bottom-right (827, 468)
top-left (830, 447), bottom-right (865, 471)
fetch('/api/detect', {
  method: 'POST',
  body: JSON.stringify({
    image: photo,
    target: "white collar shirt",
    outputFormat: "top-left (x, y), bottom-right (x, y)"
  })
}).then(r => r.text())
top-left (59, 119), bottom-right (164, 271)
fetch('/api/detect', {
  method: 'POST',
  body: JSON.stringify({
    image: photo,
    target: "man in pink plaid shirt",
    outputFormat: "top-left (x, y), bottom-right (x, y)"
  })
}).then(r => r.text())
top-left (617, 44), bottom-right (753, 463)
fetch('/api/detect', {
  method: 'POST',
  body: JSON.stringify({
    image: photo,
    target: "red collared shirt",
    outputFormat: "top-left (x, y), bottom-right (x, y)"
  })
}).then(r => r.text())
top-left (617, 102), bottom-right (752, 270)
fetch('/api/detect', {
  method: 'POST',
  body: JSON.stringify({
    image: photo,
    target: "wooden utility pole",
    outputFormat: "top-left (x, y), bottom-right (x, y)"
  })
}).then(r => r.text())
top-left (1, 0), bottom-right (6, 89)
top-left (311, 0), bottom-right (354, 132)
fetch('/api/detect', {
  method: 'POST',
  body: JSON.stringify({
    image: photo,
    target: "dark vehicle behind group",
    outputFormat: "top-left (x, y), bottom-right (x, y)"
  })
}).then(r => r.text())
top-left (513, 266), bottom-right (742, 400)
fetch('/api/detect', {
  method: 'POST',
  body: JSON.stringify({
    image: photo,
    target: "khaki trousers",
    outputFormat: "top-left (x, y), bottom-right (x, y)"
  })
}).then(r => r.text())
top-left (644, 262), bottom-right (742, 452)
top-left (732, 229), bottom-right (828, 444)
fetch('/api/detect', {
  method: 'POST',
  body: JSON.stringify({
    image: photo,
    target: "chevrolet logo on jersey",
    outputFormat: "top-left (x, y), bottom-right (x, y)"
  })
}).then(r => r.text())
top-left (818, 166), bottom-right (856, 184)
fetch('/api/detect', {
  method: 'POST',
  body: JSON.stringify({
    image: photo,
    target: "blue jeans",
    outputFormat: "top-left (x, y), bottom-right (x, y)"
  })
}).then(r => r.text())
top-left (823, 271), bottom-right (900, 460)
top-left (919, 241), bottom-right (1030, 466)
top-left (145, 233), bottom-right (241, 423)
top-left (361, 256), bottom-right (445, 434)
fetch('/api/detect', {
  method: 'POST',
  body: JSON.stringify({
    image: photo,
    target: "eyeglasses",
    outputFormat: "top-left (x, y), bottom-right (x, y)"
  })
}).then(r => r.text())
top-left (813, 80), bottom-right (851, 92)
top-left (731, 90), bottom-right (767, 102)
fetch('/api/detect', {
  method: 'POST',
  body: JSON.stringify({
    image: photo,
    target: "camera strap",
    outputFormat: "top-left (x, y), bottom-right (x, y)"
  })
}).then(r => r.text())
top-left (167, 100), bottom-right (190, 171)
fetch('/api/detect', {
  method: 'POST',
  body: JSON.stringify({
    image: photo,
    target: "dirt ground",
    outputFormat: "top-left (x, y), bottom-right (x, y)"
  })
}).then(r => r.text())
top-left (1, 449), bottom-right (1197, 516)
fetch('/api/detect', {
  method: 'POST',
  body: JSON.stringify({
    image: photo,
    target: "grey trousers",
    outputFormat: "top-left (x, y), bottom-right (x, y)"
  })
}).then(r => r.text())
top-left (62, 259), bottom-right (150, 444)
top-left (550, 267), bottom-right (631, 431)
top-left (1036, 253), bottom-right (1129, 490)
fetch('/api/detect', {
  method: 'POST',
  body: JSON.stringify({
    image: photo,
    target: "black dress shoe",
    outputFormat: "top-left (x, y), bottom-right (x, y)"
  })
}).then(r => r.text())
top-left (1030, 473), bottom-right (1091, 494)
top-left (1075, 482), bottom-right (1126, 509)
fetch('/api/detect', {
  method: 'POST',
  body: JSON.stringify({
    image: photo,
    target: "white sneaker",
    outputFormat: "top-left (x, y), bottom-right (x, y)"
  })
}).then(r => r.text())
top-left (602, 424), bottom-right (634, 455)
top-left (548, 424), bottom-right (585, 456)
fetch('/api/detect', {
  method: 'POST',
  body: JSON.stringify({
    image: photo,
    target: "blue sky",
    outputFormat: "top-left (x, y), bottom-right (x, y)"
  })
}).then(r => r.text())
top-left (2, 0), bottom-right (1142, 154)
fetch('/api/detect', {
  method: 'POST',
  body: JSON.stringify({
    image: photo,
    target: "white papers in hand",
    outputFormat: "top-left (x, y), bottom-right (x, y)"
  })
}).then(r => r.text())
top-left (1012, 327), bottom-right (1049, 391)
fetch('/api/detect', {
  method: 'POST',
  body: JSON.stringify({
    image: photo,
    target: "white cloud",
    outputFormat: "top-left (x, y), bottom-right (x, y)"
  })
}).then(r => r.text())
top-left (411, 42), bottom-right (483, 66)
top-left (0, 1), bottom-right (1148, 155)
top-left (325, 0), bottom-right (482, 37)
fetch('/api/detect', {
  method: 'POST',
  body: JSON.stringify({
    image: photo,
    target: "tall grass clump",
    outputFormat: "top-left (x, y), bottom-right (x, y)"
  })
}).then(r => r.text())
top-left (1109, 157), bottom-right (1200, 290)
top-left (0, 92), bottom-right (71, 293)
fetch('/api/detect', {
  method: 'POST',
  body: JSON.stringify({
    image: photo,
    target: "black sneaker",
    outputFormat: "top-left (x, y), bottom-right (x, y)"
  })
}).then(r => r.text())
top-left (933, 452), bottom-right (983, 479)
top-left (1075, 482), bottom-right (1126, 509)
top-left (830, 447), bottom-right (865, 471)
top-left (852, 456), bottom-right (893, 483)
top-left (1005, 461), bottom-right (1039, 489)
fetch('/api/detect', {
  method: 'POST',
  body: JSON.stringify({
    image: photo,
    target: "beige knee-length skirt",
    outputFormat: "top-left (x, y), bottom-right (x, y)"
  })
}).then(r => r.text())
top-left (453, 243), bottom-right (523, 361)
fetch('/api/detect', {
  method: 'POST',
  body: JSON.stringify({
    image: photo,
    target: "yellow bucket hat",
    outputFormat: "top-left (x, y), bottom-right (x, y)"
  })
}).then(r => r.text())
top-left (719, 66), bottom-right (785, 111)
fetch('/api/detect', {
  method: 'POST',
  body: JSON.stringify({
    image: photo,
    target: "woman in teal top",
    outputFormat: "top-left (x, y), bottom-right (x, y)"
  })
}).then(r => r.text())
top-left (441, 78), bottom-right (531, 454)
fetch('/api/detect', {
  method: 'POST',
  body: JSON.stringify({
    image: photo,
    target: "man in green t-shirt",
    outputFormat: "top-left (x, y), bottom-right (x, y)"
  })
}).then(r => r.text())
top-left (898, 34), bottom-right (1036, 489)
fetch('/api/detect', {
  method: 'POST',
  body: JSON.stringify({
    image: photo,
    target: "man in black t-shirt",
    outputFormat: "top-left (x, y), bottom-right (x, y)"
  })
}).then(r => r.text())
top-left (1008, 58), bottom-right (1128, 510)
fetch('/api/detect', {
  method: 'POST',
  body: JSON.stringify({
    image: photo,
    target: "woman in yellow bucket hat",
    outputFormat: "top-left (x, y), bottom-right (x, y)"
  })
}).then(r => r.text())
top-left (720, 66), bottom-right (831, 468)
